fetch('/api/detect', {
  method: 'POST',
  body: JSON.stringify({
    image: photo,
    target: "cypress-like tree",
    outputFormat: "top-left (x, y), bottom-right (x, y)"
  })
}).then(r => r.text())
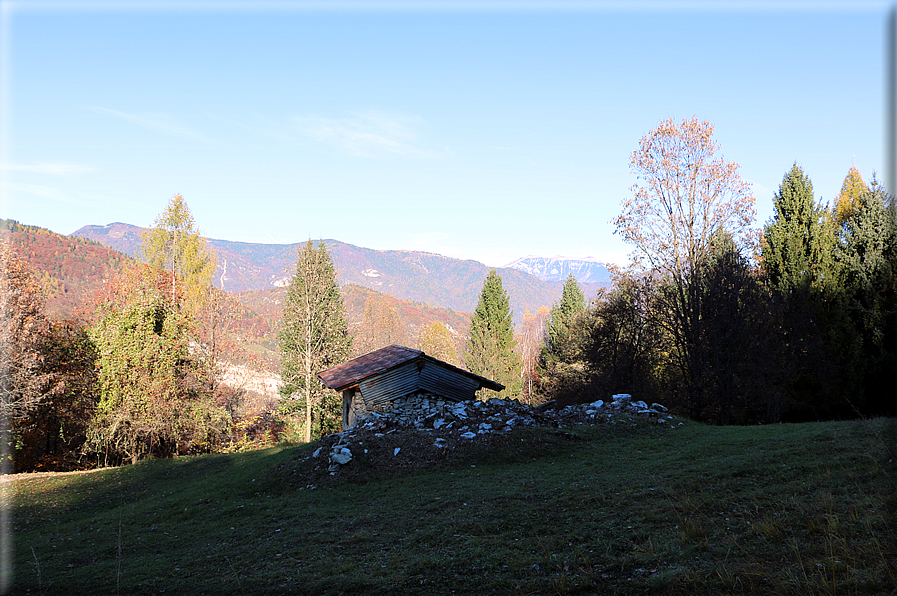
top-left (760, 165), bottom-right (845, 416)
top-left (463, 270), bottom-right (521, 399)
top-left (762, 164), bottom-right (838, 294)
top-left (278, 240), bottom-right (352, 441)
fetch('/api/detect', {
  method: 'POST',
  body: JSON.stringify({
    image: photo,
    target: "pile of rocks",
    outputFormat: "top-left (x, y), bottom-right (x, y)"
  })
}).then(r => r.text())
top-left (312, 393), bottom-right (675, 475)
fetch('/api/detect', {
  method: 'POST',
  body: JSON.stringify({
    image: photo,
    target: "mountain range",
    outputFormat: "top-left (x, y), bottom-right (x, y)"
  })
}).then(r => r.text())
top-left (503, 255), bottom-right (612, 283)
top-left (72, 223), bottom-right (610, 321)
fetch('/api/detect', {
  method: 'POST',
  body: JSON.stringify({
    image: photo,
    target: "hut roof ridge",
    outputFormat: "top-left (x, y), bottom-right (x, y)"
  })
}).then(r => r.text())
top-left (317, 344), bottom-right (502, 392)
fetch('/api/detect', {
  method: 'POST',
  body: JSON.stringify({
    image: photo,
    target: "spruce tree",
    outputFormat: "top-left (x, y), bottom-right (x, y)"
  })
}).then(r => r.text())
top-left (835, 175), bottom-right (897, 413)
top-left (463, 270), bottom-right (522, 400)
top-left (544, 273), bottom-right (586, 363)
top-left (762, 164), bottom-right (838, 294)
top-left (278, 241), bottom-right (352, 441)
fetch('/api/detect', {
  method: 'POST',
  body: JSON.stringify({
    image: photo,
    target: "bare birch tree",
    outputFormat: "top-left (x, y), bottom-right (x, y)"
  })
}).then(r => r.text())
top-left (613, 117), bottom-right (755, 278)
top-left (517, 307), bottom-right (548, 404)
top-left (353, 293), bottom-right (405, 356)
top-left (612, 117), bottom-right (755, 412)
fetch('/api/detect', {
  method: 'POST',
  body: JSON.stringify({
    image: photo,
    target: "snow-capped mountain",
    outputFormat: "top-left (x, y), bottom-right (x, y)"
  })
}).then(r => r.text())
top-left (504, 256), bottom-right (612, 284)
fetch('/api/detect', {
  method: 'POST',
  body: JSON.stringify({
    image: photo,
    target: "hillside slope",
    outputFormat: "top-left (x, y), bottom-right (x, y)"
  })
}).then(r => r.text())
top-left (2, 220), bottom-right (133, 318)
top-left (233, 284), bottom-right (471, 357)
top-left (9, 417), bottom-right (895, 594)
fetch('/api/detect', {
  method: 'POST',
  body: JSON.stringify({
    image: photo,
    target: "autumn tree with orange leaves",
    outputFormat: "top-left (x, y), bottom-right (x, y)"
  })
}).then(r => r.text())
top-left (613, 117), bottom-right (755, 280)
top-left (613, 117), bottom-right (755, 416)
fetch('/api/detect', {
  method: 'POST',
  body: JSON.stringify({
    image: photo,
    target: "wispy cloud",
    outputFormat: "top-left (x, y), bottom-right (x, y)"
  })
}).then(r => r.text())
top-left (292, 111), bottom-right (437, 158)
top-left (0, 180), bottom-right (86, 205)
top-left (88, 106), bottom-right (207, 140)
top-left (0, 162), bottom-right (94, 175)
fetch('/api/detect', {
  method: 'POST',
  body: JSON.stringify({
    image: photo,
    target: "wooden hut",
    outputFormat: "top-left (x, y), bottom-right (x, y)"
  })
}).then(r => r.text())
top-left (317, 345), bottom-right (504, 429)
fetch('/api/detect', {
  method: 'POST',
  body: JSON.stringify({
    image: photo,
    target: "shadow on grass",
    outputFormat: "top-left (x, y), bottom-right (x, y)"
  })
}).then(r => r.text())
top-left (9, 417), bottom-right (897, 595)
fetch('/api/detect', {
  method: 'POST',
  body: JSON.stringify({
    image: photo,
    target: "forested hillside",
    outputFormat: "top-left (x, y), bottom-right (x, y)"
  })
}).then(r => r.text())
top-left (1, 220), bottom-right (133, 318)
top-left (231, 284), bottom-right (471, 359)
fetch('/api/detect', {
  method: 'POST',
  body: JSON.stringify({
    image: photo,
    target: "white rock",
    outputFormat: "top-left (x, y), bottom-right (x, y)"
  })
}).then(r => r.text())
top-left (331, 447), bottom-right (353, 465)
top-left (433, 418), bottom-right (446, 429)
top-left (632, 400), bottom-right (648, 409)
top-left (394, 447), bottom-right (401, 456)
top-left (590, 400), bottom-right (605, 409)
top-left (460, 431), bottom-right (477, 439)
top-left (312, 447), bottom-right (322, 458)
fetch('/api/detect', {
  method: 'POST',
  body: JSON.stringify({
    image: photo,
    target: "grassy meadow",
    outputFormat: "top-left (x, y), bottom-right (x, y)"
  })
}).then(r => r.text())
top-left (6, 415), bottom-right (896, 595)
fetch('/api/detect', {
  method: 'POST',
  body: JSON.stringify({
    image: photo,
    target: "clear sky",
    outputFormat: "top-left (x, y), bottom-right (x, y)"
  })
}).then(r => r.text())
top-left (0, 1), bottom-right (890, 268)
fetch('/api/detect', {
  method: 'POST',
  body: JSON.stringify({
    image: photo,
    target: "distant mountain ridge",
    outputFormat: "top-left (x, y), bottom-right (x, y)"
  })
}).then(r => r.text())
top-left (504, 255), bottom-right (612, 283)
top-left (5, 221), bottom-right (477, 376)
top-left (72, 223), bottom-right (610, 322)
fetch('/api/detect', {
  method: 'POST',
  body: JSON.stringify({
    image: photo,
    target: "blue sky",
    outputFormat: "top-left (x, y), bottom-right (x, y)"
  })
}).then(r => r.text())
top-left (0, 1), bottom-right (890, 267)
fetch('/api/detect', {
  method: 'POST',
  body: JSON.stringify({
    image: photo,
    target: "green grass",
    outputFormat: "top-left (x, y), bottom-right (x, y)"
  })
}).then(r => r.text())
top-left (7, 416), bottom-right (896, 595)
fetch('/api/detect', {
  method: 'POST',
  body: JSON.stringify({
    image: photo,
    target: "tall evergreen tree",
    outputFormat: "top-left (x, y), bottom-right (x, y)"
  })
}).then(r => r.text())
top-left (762, 164), bottom-right (838, 294)
top-left (761, 165), bottom-right (845, 416)
top-left (835, 175), bottom-right (897, 413)
top-left (463, 270), bottom-right (521, 400)
top-left (142, 194), bottom-right (215, 313)
top-left (278, 241), bottom-right (352, 441)
top-left (543, 274), bottom-right (586, 363)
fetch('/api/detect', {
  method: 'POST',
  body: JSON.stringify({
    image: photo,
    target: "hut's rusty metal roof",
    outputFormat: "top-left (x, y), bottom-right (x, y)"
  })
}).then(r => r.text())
top-left (317, 344), bottom-right (503, 393)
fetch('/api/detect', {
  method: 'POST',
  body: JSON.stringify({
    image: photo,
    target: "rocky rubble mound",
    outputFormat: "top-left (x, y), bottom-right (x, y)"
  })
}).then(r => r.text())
top-left (299, 394), bottom-right (677, 482)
